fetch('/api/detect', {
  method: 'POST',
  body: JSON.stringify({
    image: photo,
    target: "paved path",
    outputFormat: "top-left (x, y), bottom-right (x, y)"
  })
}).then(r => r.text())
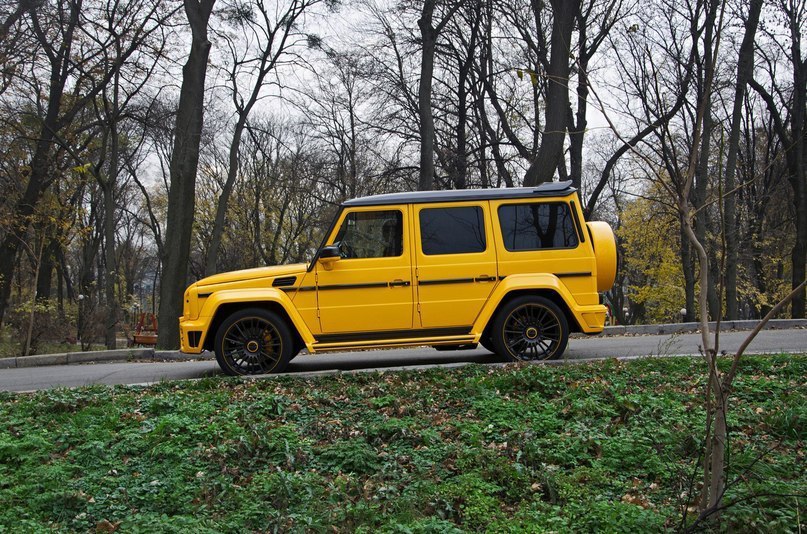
top-left (1, 328), bottom-right (805, 392)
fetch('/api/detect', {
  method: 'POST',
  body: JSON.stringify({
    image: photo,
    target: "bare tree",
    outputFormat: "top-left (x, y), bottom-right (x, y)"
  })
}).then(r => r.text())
top-left (749, 0), bottom-right (807, 319)
top-left (417, 0), bottom-right (463, 190)
top-left (523, 0), bottom-right (580, 186)
top-left (566, 0), bottom-right (626, 188)
top-left (202, 0), bottom-right (324, 276)
top-left (721, 0), bottom-right (763, 319)
top-left (0, 0), bottom-right (171, 327)
top-left (0, 0), bottom-right (41, 96)
top-left (81, 0), bottom-right (171, 348)
top-left (157, 0), bottom-right (216, 349)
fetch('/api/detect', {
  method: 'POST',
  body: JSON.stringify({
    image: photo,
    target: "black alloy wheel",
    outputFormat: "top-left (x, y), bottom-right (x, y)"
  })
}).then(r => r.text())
top-left (491, 296), bottom-right (569, 361)
top-left (214, 308), bottom-right (294, 376)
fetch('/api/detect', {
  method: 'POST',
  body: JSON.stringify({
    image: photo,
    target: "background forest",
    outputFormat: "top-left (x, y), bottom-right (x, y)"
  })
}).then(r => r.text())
top-left (0, 0), bottom-right (805, 351)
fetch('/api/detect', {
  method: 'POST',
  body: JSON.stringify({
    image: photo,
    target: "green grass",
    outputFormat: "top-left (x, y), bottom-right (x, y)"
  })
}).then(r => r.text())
top-left (0, 355), bottom-right (804, 532)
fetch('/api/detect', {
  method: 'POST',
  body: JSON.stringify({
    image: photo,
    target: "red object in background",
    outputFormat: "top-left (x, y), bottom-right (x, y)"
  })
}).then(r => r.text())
top-left (131, 312), bottom-right (158, 346)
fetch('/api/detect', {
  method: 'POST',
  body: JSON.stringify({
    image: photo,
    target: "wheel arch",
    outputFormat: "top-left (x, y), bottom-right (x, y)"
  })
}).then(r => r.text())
top-left (202, 299), bottom-right (307, 353)
top-left (481, 288), bottom-right (582, 337)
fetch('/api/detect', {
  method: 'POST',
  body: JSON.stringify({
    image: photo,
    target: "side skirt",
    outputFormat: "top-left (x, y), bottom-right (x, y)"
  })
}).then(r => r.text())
top-left (310, 327), bottom-right (476, 353)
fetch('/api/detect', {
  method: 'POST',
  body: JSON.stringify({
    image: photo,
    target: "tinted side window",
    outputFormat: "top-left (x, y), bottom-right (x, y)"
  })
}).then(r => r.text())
top-left (333, 210), bottom-right (403, 258)
top-left (498, 203), bottom-right (578, 251)
top-left (419, 206), bottom-right (486, 255)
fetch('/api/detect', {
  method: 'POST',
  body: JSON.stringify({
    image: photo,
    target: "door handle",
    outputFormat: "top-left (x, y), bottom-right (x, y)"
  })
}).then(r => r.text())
top-left (475, 275), bottom-right (497, 282)
top-left (389, 279), bottom-right (411, 287)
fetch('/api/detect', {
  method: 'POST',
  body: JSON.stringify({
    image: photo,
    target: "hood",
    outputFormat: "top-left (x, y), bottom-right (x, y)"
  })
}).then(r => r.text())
top-left (197, 263), bottom-right (307, 287)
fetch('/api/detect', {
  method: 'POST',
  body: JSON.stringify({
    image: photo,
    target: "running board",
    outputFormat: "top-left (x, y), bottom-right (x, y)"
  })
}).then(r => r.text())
top-left (311, 335), bottom-right (478, 353)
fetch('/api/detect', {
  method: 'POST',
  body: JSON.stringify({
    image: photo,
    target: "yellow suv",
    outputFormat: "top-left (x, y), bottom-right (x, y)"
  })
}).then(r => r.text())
top-left (179, 181), bottom-right (616, 375)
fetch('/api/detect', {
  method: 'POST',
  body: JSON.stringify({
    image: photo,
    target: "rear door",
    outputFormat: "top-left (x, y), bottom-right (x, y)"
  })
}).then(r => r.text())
top-left (413, 202), bottom-right (498, 329)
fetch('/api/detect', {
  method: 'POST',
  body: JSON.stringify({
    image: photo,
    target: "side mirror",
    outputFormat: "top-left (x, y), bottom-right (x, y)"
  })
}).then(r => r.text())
top-left (318, 245), bottom-right (340, 269)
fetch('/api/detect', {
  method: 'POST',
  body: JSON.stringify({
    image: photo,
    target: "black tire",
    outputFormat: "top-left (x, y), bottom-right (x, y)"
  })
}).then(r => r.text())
top-left (479, 335), bottom-right (496, 354)
top-left (214, 307), bottom-right (294, 376)
top-left (491, 296), bottom-right (569, 361)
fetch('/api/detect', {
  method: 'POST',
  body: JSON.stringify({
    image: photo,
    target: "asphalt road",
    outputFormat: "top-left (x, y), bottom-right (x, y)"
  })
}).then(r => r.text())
top-left (1, 328), bottom-right (805, 392)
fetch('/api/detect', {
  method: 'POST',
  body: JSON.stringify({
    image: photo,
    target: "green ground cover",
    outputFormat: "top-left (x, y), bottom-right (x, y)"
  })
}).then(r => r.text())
top-left (0, 355), bottom-right (804, 532)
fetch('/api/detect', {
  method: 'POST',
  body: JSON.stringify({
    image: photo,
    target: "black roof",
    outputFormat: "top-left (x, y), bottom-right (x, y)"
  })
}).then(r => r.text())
top-left (342, 180), bottom-right (576, 207)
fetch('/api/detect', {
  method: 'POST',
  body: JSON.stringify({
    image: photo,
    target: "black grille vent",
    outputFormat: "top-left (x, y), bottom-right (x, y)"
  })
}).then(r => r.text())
top-left (188, 331), bottom-right (202, 348)
top-left (272, 276), bottom-right (297, 287)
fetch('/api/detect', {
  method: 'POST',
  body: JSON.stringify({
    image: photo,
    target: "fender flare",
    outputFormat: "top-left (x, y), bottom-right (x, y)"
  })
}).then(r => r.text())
top-left (472, 273), bottom-right (598, 335)
top-left (199, 288), bottom-right (316, 348)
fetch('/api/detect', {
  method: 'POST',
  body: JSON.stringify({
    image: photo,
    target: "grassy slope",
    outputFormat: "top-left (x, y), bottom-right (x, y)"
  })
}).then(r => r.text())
top-left (0, 355), bottom-right (804, 533)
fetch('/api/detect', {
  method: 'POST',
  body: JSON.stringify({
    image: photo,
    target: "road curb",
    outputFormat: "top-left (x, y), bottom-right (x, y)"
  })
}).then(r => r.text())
top-left (1, 318), bottom-right (804, 370)
top-left (0, 348), bottom-right (213, 370)
top-left (583, 318), bottom-right (807, 337)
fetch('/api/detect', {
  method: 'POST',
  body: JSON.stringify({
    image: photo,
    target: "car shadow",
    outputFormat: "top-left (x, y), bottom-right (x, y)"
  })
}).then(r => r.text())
top-left (285, 347), bottom-right (506, 373)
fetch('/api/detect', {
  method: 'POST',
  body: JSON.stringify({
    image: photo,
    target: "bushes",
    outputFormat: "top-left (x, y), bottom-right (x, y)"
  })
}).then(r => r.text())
top-left (1, 298), bottom-right (112, 356)
top-left (5, 299), bottom-right (73, 355)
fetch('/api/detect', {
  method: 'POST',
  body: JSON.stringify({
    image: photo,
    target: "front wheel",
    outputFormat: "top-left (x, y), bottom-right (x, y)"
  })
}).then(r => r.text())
top-left (491, 296), bottom-right (569, 361)
top-left (214, 308), bottom-right (294, 376)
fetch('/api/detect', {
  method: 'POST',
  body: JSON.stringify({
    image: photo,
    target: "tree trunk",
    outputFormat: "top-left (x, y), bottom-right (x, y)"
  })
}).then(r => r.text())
top-left (723, 0), bottom-right (762, 320)
top-left (681, 221), bottom-right (696, 322)
top-left (695, 111), bottom-right (714, 321)
top-left (707, 387), bottom-right (728, 509)
top-left (57, 246), bottom-right (74, 301)
top-left (786, 4), bottom-right (806, 317)
top-left (523, 0), bottom-right (579, 186)
top-left (35, 239), bottom-right (59, 301)
top-left (56, 256), bottom-right (64, 318)
top-left (694, 0), bottom-right (720, 321)
top-left (792, 187), bottom-right (807, 318)
top-left (23, 240), bottom-right (45, 357)
top-left (451, 13), bottom-right (480, 192)
top-left (568, 20), bottom-right (589, 189)
top-left (102, 88), bottom-right (121, 350)
top-left (102, 179), bottom-right (118, 349)
top-left (789, 52), bottom-right (806, 319)
top-left (451, 57), bottom-right (468, 190)
top-left (157, 0), bottom-right (216, 350)
top-left (417, 0), bottom-right (437, 191)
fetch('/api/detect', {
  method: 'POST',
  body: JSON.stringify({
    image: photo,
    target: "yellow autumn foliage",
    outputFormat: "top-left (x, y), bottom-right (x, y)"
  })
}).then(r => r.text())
top-left (618, 196), bottom-right (687, 323)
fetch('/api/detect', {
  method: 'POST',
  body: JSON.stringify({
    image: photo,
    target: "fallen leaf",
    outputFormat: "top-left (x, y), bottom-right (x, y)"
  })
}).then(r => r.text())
top-left (95, 519), bottom-right (120, 533)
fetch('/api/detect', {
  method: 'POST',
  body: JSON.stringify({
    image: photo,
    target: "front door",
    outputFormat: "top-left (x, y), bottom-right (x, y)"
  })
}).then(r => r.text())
top-left (317, 207), bottom-right (414, 334)
top-left (414, 202), bottom-right (498, 328)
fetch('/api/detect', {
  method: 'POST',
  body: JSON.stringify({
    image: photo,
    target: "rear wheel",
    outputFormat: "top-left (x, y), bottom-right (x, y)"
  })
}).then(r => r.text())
top-left (214, 308), bottom-right (294, 376)
top-left (491, 296), bottom-right (569, 361)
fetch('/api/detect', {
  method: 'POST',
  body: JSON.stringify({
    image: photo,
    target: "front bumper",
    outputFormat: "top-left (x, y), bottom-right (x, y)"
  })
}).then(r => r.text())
top-left (179, 317), bottom-right (207, 354)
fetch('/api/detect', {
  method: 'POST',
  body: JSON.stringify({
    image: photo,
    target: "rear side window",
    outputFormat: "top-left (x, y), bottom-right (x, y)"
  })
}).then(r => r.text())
top-left (498, 203), bottom-right (579, 251)
top-left (419, 206), bottom-right (486, 255)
